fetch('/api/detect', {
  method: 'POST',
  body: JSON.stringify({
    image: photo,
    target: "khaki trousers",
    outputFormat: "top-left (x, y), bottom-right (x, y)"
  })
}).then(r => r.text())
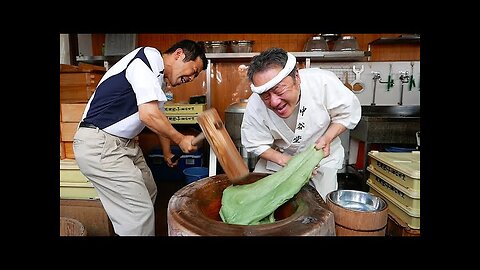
top-left (73, 127), bottom-right (157, 236)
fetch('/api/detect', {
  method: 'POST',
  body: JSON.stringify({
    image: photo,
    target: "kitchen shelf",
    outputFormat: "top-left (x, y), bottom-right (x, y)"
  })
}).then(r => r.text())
top-left (76, 55), bottom-right (124, 69)
top-left (206, 51), bottom-right (371, 61)
top-left (367, 35), bottom-right (420, 61)
top-left (368, 36), bottom-right (420, 45)
top-left (76, 55), bottom-right (124, 62)
top-left (77, 51), bottom-right (371, 67)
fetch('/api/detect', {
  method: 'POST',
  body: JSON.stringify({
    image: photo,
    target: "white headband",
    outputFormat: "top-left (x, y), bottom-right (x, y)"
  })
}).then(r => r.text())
top-left (250, 52), bottom-right (296, 94)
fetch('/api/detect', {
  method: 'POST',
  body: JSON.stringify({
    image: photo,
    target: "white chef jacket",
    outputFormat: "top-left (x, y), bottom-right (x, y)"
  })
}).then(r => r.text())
top-left (241, 68), bottom-right (361, 172)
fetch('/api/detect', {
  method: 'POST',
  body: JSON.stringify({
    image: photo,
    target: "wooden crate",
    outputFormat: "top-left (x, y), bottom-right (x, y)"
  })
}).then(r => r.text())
top-left (60, 142), bottom-right (66, 159)
top-left (64, 142), bottom-right (74, 159)
top-left (60, 122), bottom-right (78, 142)
top-left (60, 70), bottom-right (104, 103)
top-left (60, 103), bottom-right (87, 122)
top-left (60, 198), bottom-right (114, 236)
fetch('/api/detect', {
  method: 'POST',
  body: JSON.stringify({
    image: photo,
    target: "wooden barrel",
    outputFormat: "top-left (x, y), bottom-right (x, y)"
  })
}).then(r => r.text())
top-left (167, 173), bottom-right (336, 236)
top-left (326, 190), bottom-right (388, 236)
top-left (60, 217), bottom-right (87, 236)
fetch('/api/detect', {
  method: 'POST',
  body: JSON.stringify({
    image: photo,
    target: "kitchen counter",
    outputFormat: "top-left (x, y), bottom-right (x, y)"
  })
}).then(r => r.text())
top-left (350, 105), bottom-right (420, 190)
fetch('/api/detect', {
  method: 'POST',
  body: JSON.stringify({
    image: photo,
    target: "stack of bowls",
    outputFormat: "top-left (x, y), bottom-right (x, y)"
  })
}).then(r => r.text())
top-left (202, 41), bottom-right (228, 53)
top-left (229, 40), bottom-right (254, 53)
top-left (304, 35), bottom-right (329, 51)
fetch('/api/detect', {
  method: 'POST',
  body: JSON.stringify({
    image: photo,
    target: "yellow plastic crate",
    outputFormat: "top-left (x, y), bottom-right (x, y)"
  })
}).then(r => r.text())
top-left (368, 166), bottom-right (420, 212)
top-left (368, 151), bottom-right (420, 191)
top-left (164, 103), bottom-right (205, 115)
top-left (60, 159), bottom-right (89, 183)
top-left (60, 182), bottom-right (99, 200)
top-left (368, 180), bottom-right (420, 229)
top-left (166, 115), bottom-right (199, 124)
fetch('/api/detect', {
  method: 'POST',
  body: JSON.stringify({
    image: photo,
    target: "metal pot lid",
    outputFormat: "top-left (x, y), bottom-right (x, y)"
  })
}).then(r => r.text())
top-left (225, 99), bottom-right (248, 113)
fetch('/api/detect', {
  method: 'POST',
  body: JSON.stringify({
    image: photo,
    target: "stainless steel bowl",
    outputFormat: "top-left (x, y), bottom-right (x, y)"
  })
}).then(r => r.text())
top-left (333, 36), bottom-right (360, 51)
top-left (327, 190), bottom-right (387, 212)
top-left (304, 35), bottom-right (329, 51)
top-left (203, 41), bottom-right (228, 53)
top-left (229, 40), bottom-right (254, 53)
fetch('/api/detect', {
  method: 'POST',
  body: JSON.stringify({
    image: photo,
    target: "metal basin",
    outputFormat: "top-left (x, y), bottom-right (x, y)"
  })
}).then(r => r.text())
top-left (326, 190), bottom-right (388, 235)
top-left (327, 190), bottom-right (387, 212)
top-left (360, 105), bottom-right (420, 123)
top-left (351, 105), bottom-right (420, 144)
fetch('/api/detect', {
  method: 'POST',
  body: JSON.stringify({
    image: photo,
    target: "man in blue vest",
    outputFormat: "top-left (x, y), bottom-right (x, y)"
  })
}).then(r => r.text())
top-left (73, 40), bottom-right (208, 236)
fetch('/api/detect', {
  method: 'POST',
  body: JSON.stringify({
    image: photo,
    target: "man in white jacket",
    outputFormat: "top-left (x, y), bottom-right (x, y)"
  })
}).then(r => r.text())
top-left (241, 48), bottom-right (361, 200)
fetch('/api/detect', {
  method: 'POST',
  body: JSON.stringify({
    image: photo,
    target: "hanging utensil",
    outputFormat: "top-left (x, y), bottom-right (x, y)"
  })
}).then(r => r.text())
top-left (398, 71), bottom-right (410, 105)
top-left (408, 62), bottom-right (416, 91)
top-left (386, 64), bottom-right (394, 91)
top-left (351, 65), bottom-right (365, 93)
top-left (371, 71), bottom-right (381, 106)
top-left (343, 71), bottom-right (352, 90)
top-left (378, 64), bottom-right (394, 91)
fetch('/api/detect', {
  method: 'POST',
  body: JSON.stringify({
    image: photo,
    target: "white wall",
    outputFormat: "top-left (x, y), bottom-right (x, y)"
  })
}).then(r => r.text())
top-left (310, 61), bottom-right (421, 106)
top-left (60, 34), bottom-right (70, 64)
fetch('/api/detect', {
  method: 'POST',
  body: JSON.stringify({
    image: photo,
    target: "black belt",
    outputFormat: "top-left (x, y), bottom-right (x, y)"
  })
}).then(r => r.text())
top-left (79, 122), bottom-right (98, 129)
